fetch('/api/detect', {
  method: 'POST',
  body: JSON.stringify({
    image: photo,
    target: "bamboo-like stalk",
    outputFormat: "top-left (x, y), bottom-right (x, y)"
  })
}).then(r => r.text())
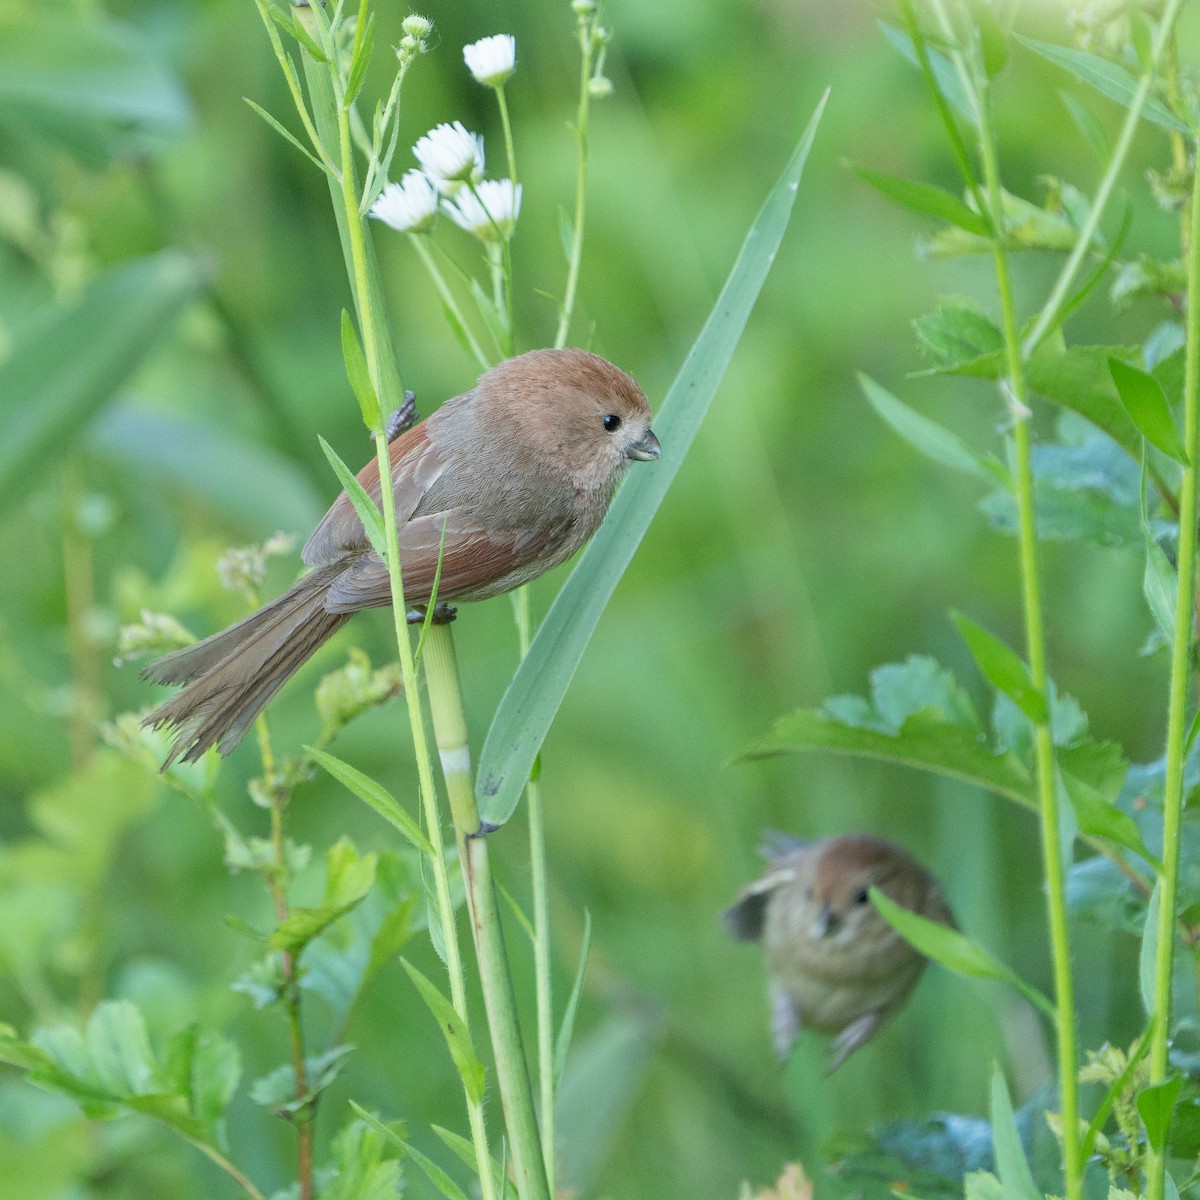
top-left (423, 621), bottom-right (552, 1200)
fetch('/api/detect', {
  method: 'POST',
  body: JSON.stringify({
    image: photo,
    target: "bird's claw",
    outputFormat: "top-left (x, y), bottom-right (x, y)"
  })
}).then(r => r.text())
top-left (405, 603), bottom-right (458, 625)
top-left (385, 391), bottom-right (419, 441)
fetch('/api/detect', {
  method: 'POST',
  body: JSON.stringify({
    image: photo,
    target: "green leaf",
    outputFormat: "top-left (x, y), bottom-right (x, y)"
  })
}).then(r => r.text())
top-left (432, 1127), bottom-right (515, 1200)
top-left (244, 98), bottom-right (325, 170)
top-left (308, 746), bottom-right (433, 856)
top-left (1082, 1023), bottom-right (1153, 1159)
top-left (266, 3), bottom-right (329, 63)
top-left (269, 839), bottom-right (377, 955)
top-left (341, 309), bottom-right (384, 433)
top-left (162, 1025), bottom-right (241, 1135)
top-left (350, 1104), bottom-right (471, 1200)
top-left (953, 612), bottom-right (1047, 723)
top-left (1060, 771), bottom-right (1155, 866)
top-left (318, 435), bottom-right (387, 560)
top-left (343, 11), bottom-right (375, 107)
top-left (321, 1115), bottom-right (404, 1200)
top-left (859, 374), bottom-right (1005, 483)
top-left (250, 1045), bottom-right (354, 1113)
top-left (880, 22), bottom-right (973, 121)
top-left (870, 889), bottom-right (1054, 1018)
top-left (0, 252), bottom-right (204, 514)
top-left (400, 959), bottom-right (486, 1105)
top-left (989, 1064), bottom-right (1041, 1200)
top-left (1143, 527), bottom-right (1177, 647)
top-left (912, 299), bottom-right (1005, 371)
top-left (1017, 36), bottom-right (1189, 135)
top-left (554, 909), bottom-right (593, 1088)
top-left (1109, 357), bottom-right (1188, 463)
top-left (852, 166), bottom-right (990, 236)
top-left (83, 1002), bottom-right (158, 1097)
top-left (1138, 1076), bottom-right (1183, 1154)
top-left (477, 93), bottom-right (828, 826)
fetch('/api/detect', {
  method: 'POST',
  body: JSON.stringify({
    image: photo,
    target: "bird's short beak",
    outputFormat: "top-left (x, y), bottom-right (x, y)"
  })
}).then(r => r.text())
top-left (808, 904), bottom-right (838, 940)
top-left (627, 428), bottom-right (662, 461)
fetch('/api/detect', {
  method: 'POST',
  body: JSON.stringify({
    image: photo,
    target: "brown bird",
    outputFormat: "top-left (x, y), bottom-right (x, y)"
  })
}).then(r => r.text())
top-left (725, 833), bottom-right (954, 1072)
top-left (143, 348), bottom-right (661, 765)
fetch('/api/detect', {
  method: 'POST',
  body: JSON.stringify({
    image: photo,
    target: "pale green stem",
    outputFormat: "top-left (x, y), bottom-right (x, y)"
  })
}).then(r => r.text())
top-left (496, 86), bottom-right (518, 191)
top-left (410, 234), bottom-right (491, 370)
top-left (185, 1134), bottom-right (270, 1200)
top-left (423, 622), bottom-right (552, 1200)
top-left (1022, 0), bottom-right (1187, 355)
top-left (951, 15), bottom-right (1082, 1198)
top-left (1145, 142), bottom-right (1200, 1200)
top-left (554, 14), bottom-right (594, 349)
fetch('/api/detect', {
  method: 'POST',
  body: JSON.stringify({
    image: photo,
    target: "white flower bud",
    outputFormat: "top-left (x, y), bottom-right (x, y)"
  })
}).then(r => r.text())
top-left (370, 171), bottom-right (439, 234)
top-left (413, 122), bottom-right (485, 194)
top-left (443, 179), bottom-right (522, 242)
top-left (463, 34), bottom-right (516, 88)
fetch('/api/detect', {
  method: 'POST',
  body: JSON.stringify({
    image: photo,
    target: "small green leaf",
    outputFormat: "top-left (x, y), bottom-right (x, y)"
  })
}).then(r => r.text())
top-left (554, 909), bottom-right (593, 1088)
top-left (308, 746), bottom-right (433, 856)
top-left (870, 889), bottom-right (1054, 1018)
top-left (243, 98), bottom-right (325, 170)
top-left (343, 11), bottom-right (375, 107)
top-left (852, 165), bottom-right (990, 236)
top-left (912, 300), bottom-right (1005, 371)
top-left (1143, 531), bottom-right (1177, 645)
top-left (267, 3), bottom-right (328, 63)
top-left (859, 373), bottom-right (1005, 483)
top-left (1060, 771), bottom-right (1156, 866)
top-left (84, 1001), bottom-right (158, 1098)
top-left (318, 435), bottom-right (387, 560)
top-left (400, 959), bottom-right (486, 1104)
top-left (349, 1108), bottom-right (472, 1200)
top-left (1139, 1075), bottom-right (1183, 1154)
top-left (1109, 357), bottom-right (1188, 463)
top-left (989, 1064), bottom-right (1041, 1200)
top-left (269, 839), bottom-right (377, 954)
top-left (1082, 1023), bottom-right (1153, 1158)
top-left (341, 310), bottom-right (384, 433)
top-left (953, 612), bottom-right (1047, 724)
top-left (1018, 36), bottom-right (1189, 134)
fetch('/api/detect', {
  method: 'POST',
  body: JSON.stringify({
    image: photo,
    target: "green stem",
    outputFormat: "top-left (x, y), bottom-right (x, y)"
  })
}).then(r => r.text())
top-left (1022, 0), bottom-right (1187, 355)
top-left (496, 86), bottom-right (518, 191)
top-left (423, 622), bottom-right (551, 1200)
top-left (410, 235), bottom-right (491, 371)
top-left (973, 46), bottom-right (1082, 1200)
top-left (185, 1134), bottom-right (270, 1200)
top-left (1145, 140), bottom-right (1200, 1200)
top-left (554, 14), bottom-right (594, 349)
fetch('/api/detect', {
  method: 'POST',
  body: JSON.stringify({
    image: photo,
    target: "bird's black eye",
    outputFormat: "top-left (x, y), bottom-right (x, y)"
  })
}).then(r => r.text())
top-left (854, 887), bottom-right (870, 905)
top-left (602, 413), bottom-right (622, 433)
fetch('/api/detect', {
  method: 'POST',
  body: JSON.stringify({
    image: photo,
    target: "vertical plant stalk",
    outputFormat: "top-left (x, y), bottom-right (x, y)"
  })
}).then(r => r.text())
top-left (410, 236), bottom-right (491, 370)
top-left (294, 26), bottom-right (499, 1200)
top-left (423, 621), bottom-right (552, 1200)
top-left (1145, 143), bottom-right (1200, 1200)
top-left (979, 100), bottom-right (1083, 1200)
top-left (254, 716), bottom-right (315, 1200)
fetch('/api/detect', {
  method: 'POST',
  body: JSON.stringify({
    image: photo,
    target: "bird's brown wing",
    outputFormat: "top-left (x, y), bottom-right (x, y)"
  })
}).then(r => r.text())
top-left (323, 509), bottom-right (573, 613)
top-left (302, 421), bottom-right (448, 568)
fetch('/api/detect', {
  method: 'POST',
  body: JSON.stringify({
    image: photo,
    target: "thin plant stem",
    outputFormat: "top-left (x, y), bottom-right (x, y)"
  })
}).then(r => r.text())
top-left (497, 86), bottom-right (518, 191)
top-left (252, 712), bottom-right (315, 1200)
top-left (422, 621), bottom-right (552, 1200)
top-left (1145, 142), bottom-right (1200, 1200)
top-left (185, 1133), bottom-right (271, 1200)
top-left (410, 234), bottom-right (492, 370)
top-left (947, 12), bottom-right (1082, 1196)
top-left (1022, 0), bottom-right (1188, 356)
top-left (554, 13), bottom-right (595, 349)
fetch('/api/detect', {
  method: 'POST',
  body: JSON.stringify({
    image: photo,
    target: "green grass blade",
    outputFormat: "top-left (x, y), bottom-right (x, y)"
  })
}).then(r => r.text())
top-left (476, 91), bottom-right (829, 826)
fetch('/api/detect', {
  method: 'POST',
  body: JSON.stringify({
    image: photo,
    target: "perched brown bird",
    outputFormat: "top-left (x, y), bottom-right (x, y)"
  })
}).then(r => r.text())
top-left (143, 348), bottom-right (661, 765)
top-left (725, 833), bottom-right (954, 1072)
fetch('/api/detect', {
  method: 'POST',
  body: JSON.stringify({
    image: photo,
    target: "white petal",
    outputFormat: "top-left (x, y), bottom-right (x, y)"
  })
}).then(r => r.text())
top-left (463, 34), bottom-right (516, 87)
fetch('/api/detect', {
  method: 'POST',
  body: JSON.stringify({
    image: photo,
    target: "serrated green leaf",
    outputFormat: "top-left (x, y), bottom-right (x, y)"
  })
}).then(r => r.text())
top-left (478, 96), bottom-right (828, 825)
top-left (989, 1064), bottom-right (1041, 1200)
top-left (852, 165), bottom-right (990, 236)
top-left (913, 300), bottom-right (1005, 369)
top-left (341, 309), bottom-right (384, 433)
top-left (269, 839), bottom-right (376, 954)
top-left (308, 746), bottom-right (433, 857)
top-left (400, 959), bottom-right (486, 1105)
top-left (1138, 1075), bottom-right (1183, 1154)
top-left (953, 612), bottom-right (1047, 723)
top-left (1018, 36), bottom-right (1189, 134)
top-left (554, 909), bottom-right (592, 1088)
top-left (1060, 771), bottom-right (1155, 865)
top-left (1110, 357), bottom-right (1188, 463)
top-left (860, 373), bottom-right (1004, 483)
top-left (318, 435), bottom-right (387, 560)
top-left (322, 1115), bottom-right (404, 1200)
top-left (870, 889), bottom-right (1054, 1017)
top-left (84, 1001), bottom-right (158, 1097)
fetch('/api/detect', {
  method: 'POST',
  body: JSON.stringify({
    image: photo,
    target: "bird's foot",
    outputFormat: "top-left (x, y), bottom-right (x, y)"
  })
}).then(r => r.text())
top-left (468, 820), bottom-right (501, 840)
top-left (405, 603), bottom-right (458, 625)
top-left (385, 391), bottom-right (419, 441)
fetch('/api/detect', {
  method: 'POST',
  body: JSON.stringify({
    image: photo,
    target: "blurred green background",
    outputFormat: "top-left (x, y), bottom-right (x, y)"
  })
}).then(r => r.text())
top-left (0, 0), bottom-right (1187, 1196)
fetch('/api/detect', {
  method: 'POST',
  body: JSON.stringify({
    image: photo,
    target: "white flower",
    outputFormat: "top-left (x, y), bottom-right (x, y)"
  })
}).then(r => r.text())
top-left (413, 122), bottom-right (485, 194)
top-left (463, 35), bottom-right (516, 88)
top-left (443, 179), bottom-right (522, 242)
top-left (369, 171), bottom-right (438, 233)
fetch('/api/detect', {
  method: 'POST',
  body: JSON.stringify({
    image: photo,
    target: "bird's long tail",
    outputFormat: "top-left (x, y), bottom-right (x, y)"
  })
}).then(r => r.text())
top-left (141, 563), bottom-right (350, 766)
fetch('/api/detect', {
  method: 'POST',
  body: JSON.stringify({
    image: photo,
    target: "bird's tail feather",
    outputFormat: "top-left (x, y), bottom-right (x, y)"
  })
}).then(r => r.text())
top-left (141, 565), bottom-right (350, 766)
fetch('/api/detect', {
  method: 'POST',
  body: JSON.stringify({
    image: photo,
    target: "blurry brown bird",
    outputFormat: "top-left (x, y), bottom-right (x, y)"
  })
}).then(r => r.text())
top-left (142, 348), bottom-right (661, 765)
top-left (725, 832), bottom-right (954, 1072)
